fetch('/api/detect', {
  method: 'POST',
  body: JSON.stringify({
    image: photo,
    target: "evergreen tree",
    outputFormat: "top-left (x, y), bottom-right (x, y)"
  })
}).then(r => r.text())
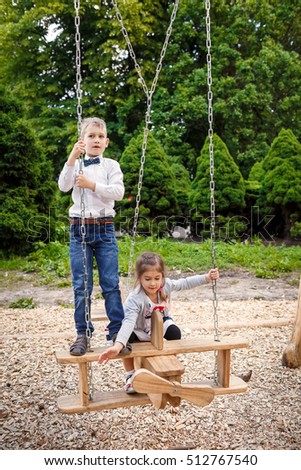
top-left (258, 128), bottom-right (301, 237)
top-left (118, 132), bottom-right (178, 235)
top-left (189, 134), bottom-right (245, 215)
top-left (245, 160), bottom-right (265, 207)
top-left (0, 87), bottom-right (56, 254)
top-left (170, 162), bottom-right (191, 217)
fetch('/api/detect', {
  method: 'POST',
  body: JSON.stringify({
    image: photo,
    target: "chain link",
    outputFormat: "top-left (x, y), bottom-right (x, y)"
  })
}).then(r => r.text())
top-left (205, 0), bottom-right (219, 385)
top-left (112, 0), bottom-right (180, 292)
top-left (74, 0), bottom-right (83, 140)
top-left (74, 0), bottom-right (93, 399)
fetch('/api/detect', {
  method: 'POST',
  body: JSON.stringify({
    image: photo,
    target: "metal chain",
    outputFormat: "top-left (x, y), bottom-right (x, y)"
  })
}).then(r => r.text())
top-left (74, 0), bottom-right (83, 141)
top-left (74, 0), bottom-right (93, 399)
top-left (112, 0), bottom-right (180, 290)
top-left (205, 0), bottom-right (219, 385)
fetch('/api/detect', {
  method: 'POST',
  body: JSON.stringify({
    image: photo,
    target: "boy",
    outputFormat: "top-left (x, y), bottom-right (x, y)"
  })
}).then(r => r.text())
top-left (58, 117), bottom-right (125, 355)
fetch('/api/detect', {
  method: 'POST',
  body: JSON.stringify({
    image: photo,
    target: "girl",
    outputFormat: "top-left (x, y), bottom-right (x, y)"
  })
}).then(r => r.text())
top-left (98, 251), bottom-right (219, 393)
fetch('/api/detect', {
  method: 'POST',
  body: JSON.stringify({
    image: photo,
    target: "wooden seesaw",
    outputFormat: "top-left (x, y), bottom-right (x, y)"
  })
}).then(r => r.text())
top-left (55, 311), bottom-right (250, 414)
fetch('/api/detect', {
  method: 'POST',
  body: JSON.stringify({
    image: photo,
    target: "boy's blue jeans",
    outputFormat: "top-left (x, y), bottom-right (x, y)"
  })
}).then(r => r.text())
top-left (69, 222), bottom-right (124, 338)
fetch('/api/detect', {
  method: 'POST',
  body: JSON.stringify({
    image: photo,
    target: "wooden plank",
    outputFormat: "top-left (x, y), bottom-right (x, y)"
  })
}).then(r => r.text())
top-left (57, 390), bottom-right (151, 414)
top-left (57, 374), bottom-right (248, 414)
top-left (217, 349), bottom-right (231, 387)
top-left (133, 357), bottom-right (143, 370)
top-left (142, 355), bottom-right (185, 378)
top-left (282, 276), bottom-right (301, 368)
top-left (151, 309), bottom-right (163, 350)
top-left (200, 375), bottom-right (248, 395)
top-left (91, 313), bottom-right (107, 322)
top-left (56, 336), bottom-right (249, 364)
top-left (186, 318), bottom-right (293, 331)
top-left (78, 363), bottom-right (89, 406)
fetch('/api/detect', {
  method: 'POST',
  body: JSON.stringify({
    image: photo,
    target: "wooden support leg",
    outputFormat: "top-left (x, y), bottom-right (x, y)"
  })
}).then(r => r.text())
top-left (133, 357), bottom-right (142, 370)
top-left (148, 392), bottom-right (168, 409)
top-left (217, 349), bottom-right (231, 387)
top-left (142, 355), bottom-right (185, 408)
top-left (151, 309), bottom-right (163, 350)
top-left (282, 276), bottom-right (301, 368)
top-left (78, 363), bottom-right (89, 406)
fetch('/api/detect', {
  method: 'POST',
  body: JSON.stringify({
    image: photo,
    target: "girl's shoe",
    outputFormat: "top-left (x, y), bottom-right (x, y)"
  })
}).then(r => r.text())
top-left (124, 373), bottom-right (136, 394)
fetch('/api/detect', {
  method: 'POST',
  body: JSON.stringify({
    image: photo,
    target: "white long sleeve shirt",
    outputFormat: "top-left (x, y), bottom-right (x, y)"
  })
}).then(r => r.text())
top-left (58, 155), bottom-right (125, 218)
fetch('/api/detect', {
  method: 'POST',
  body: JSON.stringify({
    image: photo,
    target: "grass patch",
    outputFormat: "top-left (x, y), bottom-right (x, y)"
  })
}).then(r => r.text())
top-left (1, 237), bottom-right (300, 287)
top-left (9, 297), bottom-right (36, 309)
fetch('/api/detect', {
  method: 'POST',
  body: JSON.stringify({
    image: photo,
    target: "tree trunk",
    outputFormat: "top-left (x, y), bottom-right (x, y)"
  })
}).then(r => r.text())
top-left (282, 277), bottom-right (301, 368)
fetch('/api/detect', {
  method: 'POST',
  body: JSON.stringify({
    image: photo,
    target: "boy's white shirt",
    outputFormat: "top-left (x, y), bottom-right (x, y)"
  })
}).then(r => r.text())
top-left (58, 155), bottom-right (124, 218)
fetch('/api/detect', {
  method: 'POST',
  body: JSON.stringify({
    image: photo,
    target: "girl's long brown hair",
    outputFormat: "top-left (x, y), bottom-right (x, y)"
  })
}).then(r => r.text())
top-left (134, 252), bottom-right (167, 301)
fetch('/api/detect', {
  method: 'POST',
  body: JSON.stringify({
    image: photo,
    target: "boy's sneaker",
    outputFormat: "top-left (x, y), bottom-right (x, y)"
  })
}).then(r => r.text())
top-left (124, 373), bottom-right (136, 394)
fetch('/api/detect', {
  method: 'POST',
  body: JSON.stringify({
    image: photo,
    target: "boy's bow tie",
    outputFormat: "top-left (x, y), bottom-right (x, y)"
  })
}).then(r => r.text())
top-left (84, 157), bottom-right (100, 167)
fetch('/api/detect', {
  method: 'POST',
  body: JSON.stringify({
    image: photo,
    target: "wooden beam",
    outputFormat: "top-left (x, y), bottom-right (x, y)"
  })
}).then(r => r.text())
top-left (78, 363), bottom-right (89, 406)
top-left (142, 355), bottom-right (185, 378)
top-left (199, 375), bottom-right (248, 395)
top-left (151, 309), bottom-right (163, 350)
top-left (57, 375), bottom-right (248, 414)
top-left (56, 336), bottom-right (249, 365)
top-left (282, 276), bottom-right (301, 368)
top-left (57, 390), bottom-right (151, 414)
top-left (217, 349), bottom-right (231, 387)
top-left (186, 318), bottom-right (293, 332)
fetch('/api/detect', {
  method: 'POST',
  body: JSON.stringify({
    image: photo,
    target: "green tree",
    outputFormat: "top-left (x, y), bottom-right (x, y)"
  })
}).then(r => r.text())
top-left (0, 87), bottom-right (56, 254)
top-left (258, 129), bottom-right (301, 237)
top-left (170, 162), bottom-right (192, 217)
top-left (153, 1), bottom-right (301, 178)
top-left (118, 132), bottom-right (178, 235)
top-left (189, 134), bottom-right (246, 214)
top-left (0, 0), bottom-right (175, 174)
top-left (1, 0), bottom-right (300, 188)
top-left (245, 161), bottom-right (265, 207)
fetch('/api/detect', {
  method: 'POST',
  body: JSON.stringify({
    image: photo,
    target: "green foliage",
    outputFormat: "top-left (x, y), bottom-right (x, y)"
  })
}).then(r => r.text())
top-left (189, 134), bottom-right (246, 215)
top-left (212, 238), bottom-right (301, 279)
top-left (290, 221), bottom-right (301, 239)
top-left (245, 161), bottom-right (265, 205)
top-left (1, 0), bottom-right (300, 240)
top-left (118, 132), bottom-right (178, 233)
top-left (9, 297), bottom-right (36, 309)
top-left (1, 238), bottom-right (300, 284)
top-left (23, 241), bottom-right (70, 284)
top-left (258, 129), bottom-right (301, 236)
top-left (248, 161), bottom-right (265, 183)
top-left (0, 87), bottom-right (57, 254)
top-left (170, 162), bottom-right (192, 216)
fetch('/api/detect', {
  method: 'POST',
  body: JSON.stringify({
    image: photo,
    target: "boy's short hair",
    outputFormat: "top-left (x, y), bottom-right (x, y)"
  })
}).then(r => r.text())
top-left (80, 117), bottom-right (107, 138)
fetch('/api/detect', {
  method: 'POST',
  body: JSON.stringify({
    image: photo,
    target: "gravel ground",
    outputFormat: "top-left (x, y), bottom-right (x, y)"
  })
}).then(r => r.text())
top-left (1, 272), bottom-right (301, 450)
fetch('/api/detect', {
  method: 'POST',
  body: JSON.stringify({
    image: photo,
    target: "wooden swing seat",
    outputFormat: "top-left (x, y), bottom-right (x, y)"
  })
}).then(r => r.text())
top-left (55, 311), bottom-right (249, 413)
top-left (57, 375), bottom-right (247, 414)
top-left (56, 336), bottom-right (249, 364)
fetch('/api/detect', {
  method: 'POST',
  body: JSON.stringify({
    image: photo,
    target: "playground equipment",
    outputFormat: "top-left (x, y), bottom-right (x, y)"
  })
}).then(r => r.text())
top-left (55, 309), bottom-right (249, 413)
top-left (55, 1), bottom-right (250, 414)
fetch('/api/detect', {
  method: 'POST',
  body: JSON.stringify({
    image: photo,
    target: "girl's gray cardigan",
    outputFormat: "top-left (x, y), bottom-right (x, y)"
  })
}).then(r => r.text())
top-left (115, 274), bottom-right (208, 346)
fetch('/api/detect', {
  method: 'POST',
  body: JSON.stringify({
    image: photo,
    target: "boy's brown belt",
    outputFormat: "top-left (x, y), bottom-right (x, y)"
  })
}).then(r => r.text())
top-left (70, 218), bottom-right (113, 225)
